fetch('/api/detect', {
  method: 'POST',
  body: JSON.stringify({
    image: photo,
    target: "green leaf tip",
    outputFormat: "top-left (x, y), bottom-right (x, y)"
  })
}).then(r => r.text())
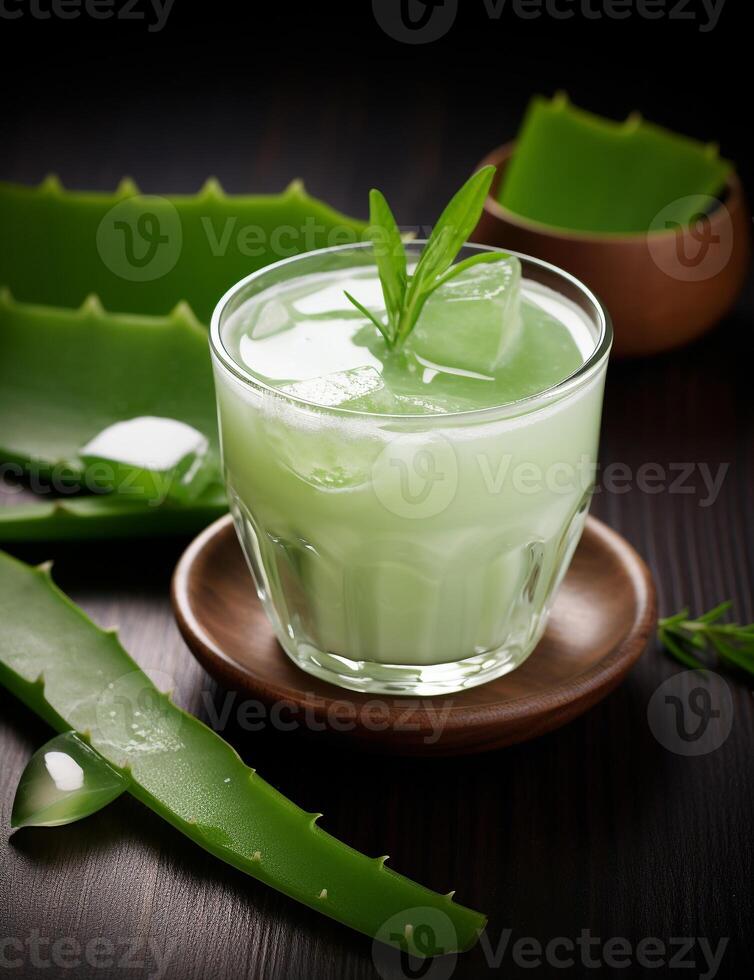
top-left (284, 178), bottom-right (306, 198)
top-left (552, 90), bottom-right (569, 109)
top-left (39, 174), bottom-right (63, 194)
top-left (200, 177), bottom-right (225, 198)
top-left (0, 551), bottom-right (486, 954)
top-left (79, 294), bottom-right (105, 317)
top-left (347, 167), bottom-right (497, 350)
top-left (115, 176), bottom-right (140, 198)
top-left (169, 300), bottom-right (203, 330)
top-left (658, 602), bottom-right (754, 678)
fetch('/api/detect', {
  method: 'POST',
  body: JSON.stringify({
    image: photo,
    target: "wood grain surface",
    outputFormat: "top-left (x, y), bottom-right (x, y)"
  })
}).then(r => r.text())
top-left (1, 18), bottom-right (753, 977)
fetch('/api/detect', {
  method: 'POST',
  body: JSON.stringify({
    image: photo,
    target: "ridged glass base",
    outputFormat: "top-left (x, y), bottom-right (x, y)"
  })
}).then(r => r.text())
top-left (278, 631), bottom-right (544, 696)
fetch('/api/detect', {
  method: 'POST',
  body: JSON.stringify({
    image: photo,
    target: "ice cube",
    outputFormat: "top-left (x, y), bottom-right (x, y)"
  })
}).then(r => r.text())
top-left (280, 366), bottom-right (395, 412)
top-left (264, 368), bottom-right (394, 492)
top-left (407, 256), bottom-right (522, 375)
top-left (79, 416), bottom-right (211, 504)
top-left (251, 298), bottom-right (292, 339)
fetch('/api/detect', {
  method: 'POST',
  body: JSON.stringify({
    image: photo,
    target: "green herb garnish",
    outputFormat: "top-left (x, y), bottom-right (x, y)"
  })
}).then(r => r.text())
top-left (346, 166), bottom-right (501, 349)
top-left (658, 602), bottom-right (754, 676)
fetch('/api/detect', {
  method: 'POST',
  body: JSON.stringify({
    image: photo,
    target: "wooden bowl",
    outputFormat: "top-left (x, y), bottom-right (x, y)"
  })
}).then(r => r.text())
top-left (473, 142), bottom-right (751, 357)
top-left (172, 514), bottom-right (656, 756)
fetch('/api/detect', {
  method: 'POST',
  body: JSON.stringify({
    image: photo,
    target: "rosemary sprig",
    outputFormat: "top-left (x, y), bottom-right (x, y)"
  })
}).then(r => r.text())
top-left (658, 602), bottom-right (754, 677)
top-left (346, 166), bottom-right (503, 349)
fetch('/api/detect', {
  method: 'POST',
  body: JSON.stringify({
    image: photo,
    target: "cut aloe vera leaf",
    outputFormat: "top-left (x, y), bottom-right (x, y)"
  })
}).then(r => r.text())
top-left (0, 488), bottom-right (227, 542)
top-left (11, 731), bottom-right (126, 828)
top-left (0, 178), bottom-right (366, 322)
top-left (79, 417), bottom-right (212, 504)
top-left (407, 256), bottom-right (521, 375)
top-left (0, 552), bottom-right (486, 954)
top-left (0, 291), bottom-right (218, 481)
top-left (499, 93), bottom-right (732, 233)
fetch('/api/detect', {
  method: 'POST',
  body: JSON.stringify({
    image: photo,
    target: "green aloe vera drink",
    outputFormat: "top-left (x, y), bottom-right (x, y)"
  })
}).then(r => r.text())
top-left (211, 243), bottom-right (611, 694)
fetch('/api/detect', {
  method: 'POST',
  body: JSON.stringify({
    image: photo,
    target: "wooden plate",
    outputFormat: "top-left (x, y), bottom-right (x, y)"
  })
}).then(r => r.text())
top-left (172, 515), bottom-right (656, 755)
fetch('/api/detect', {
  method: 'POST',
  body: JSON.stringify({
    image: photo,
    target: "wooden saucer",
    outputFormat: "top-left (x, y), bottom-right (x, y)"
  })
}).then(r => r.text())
top-left (172, 515), bottom-right (656, 755)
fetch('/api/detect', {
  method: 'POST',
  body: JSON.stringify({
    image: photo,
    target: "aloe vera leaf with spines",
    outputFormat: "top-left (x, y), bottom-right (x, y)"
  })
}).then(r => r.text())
top-left (0, 551), bottom-right (486, 954)
top-left (0, 178), bottom-right (367, 322)
top-left (0, 290), bottom-right (218, 480)
top-left (499, 94), bottom-right (732, 234)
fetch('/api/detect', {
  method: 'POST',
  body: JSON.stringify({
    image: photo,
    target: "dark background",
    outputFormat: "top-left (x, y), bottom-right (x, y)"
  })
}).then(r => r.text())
top-left (1, 2), bottom-right (753, 979)
top-left (2, 1), bottom-right (751, 215)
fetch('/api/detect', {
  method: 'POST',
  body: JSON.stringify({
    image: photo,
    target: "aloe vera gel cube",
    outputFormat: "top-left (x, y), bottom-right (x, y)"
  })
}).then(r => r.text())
top-left (407, 256), bottom-right (522, 375)
top-left (280, 367), bottom-right (395, 412)
top-left (80, 416), bottom-right (211, 504)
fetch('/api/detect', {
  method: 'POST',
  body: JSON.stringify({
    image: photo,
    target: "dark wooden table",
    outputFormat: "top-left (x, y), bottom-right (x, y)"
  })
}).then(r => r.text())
top-left (1, 10), bottom-right (753, 978)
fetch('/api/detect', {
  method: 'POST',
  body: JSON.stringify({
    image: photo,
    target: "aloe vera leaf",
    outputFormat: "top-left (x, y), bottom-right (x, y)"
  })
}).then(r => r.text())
top-left (11, 731), bottom-right (126, 828)
top-left (0, 489), bottom-right (227, 542)
top-left (0, 290), bottom-right (218, 480)
top-left (499, 94), bottom-right (732, 234)
top-left (0, 178), bottom-right (367, 322)
top-left (0, 552), bottom-right (486, 954)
